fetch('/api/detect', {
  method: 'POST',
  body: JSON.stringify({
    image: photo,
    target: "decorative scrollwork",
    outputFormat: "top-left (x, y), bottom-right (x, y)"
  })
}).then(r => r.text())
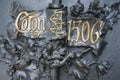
top-left (0, 0), bottom-right (120, 80)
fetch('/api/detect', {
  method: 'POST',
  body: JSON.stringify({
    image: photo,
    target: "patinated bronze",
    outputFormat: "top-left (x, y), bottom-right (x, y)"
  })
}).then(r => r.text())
top-left (0, 0), bottom-right (120, 80)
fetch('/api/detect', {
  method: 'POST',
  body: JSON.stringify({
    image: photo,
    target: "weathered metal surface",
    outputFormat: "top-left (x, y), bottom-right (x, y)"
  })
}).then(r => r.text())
top-left (0, 0), bottom-right (120, 80)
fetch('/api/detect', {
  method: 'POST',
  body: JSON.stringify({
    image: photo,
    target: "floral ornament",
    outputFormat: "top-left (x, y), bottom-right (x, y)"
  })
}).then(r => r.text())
top-left (0, 0), bottom-right (120, 80)
top-left (96, 60), bottom-right (112, 77)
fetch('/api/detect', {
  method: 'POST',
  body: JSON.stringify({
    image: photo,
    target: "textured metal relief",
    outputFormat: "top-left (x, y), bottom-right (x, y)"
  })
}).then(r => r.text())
top-left (0, 0), bottom-right (120, 80)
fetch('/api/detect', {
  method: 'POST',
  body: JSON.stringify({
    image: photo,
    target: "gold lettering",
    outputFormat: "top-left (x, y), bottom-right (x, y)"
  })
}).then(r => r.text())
top-left (30, 17), bottom-right (38, 31)
top-left (38, 19), bottom-right (46, 30)
top-left (72, 20), bottom-right (81, 42)
top-left (67, 20), bottom-right (104, 44)
top-left (81, 21), bottom-right (90, 43)
top-left (67, 20), bottom-right (72, 41)
top-left (15, 11), bottom-right (104, 43)
top-left (15, 11), bottom-right (29, 33)
top-left (15, 11), bottom-right (46, 34)
top-left (50, 10), bottom-right (66, 37)
top-left (68, 20), bottom-right (82, 42)
top-left (90, 21), bottom-right (104, 44)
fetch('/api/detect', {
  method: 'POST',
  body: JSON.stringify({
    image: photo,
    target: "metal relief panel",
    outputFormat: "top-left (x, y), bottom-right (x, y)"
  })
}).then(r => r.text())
top-left (0, 0), bottom-right (120, 80)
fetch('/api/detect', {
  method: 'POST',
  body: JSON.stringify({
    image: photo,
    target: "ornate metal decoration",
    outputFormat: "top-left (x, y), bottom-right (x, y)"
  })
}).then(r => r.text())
top-left (0, 0), bottom-right (120, 80)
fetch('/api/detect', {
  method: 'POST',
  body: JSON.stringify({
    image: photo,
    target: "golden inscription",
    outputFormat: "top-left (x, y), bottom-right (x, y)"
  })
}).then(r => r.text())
top-left (15, 11), bottom-right (104, 43)
top-left (81, 21), bottom-right (90, 43)
top-left (15, 11), bottom-right (46, 34)
top-left (49, 10), bottom-right (66, 37)
top-left (67, 20), bottom-right (104, 44)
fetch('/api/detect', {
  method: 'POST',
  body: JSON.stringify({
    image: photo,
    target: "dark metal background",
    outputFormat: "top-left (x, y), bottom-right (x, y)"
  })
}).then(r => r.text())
top-left (0, 0), bottom-right (120, 80)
